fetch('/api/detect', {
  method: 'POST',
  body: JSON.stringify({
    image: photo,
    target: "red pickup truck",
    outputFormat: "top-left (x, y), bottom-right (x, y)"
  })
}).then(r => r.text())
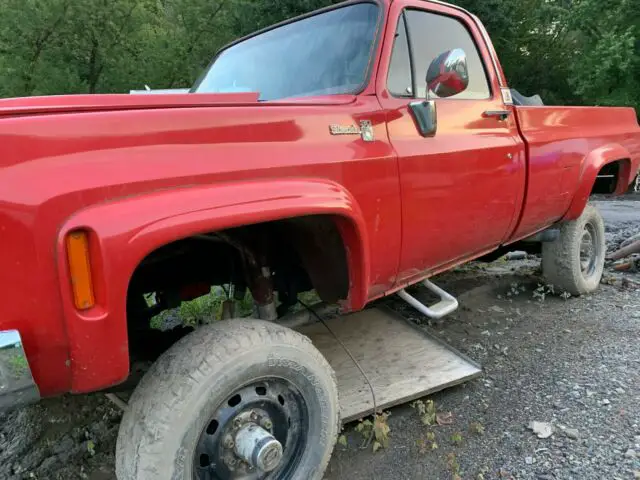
top-left (1, 0), bottom-right (639, 478)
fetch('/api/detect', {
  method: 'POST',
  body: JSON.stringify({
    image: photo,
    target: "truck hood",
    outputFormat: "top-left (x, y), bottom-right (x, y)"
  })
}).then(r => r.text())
top-left (0, 92), bottom-right (357, 117)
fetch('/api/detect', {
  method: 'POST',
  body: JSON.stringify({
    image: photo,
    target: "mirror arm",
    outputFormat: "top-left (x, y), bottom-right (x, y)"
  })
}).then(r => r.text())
top-left (411, 47), bottom-right (469, 138)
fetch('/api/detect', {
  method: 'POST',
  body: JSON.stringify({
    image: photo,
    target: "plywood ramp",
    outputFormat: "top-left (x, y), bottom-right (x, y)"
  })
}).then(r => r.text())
top-left (297, 307), bottom-right (481, 423)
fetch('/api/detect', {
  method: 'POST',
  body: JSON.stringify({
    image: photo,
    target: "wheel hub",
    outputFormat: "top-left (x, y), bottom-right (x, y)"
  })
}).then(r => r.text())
top-left (221, 410), bottom-right (283, 474)
top-left (234, 423), bottom-right (283, 472)
top-left (193, 380), bottom-right (307, 480)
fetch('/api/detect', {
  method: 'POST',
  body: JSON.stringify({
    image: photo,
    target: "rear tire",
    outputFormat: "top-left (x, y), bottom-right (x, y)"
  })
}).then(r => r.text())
top-left (115, 320), bottom-right (340, 480)
top-left (542, 205), bottom-right (606, 295)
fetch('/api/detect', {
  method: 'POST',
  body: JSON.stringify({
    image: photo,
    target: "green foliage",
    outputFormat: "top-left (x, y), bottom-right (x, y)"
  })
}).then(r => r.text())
top-left (446, 452), bottom-right (461, 478)
top-left (454, 0), bottom-right (639, 111)
top-left (416, 430), bottom-right (439, 452)
top-left (0, 0), bottom-right (637, 113)
top-left (469, 421), bottom-right (485, 436)
top-left (565, 0), bottom-right (640, 110)
top-left (354, 412), bottom-right (391, 451)
top-left (86, 439), bottom-right (96, 457)
top-left (149, 287), bottom-right (255, 328)
top-left (8, 354), bottom-right (29, 377)
top-left (450, 432), bottom-right (463, 446)
top-left (411, 399), bottom-right (437, 426)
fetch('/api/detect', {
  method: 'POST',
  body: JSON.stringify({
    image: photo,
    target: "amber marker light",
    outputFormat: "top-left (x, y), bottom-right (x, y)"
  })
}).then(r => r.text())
top-left (66, 230), bottom-right (95, 310)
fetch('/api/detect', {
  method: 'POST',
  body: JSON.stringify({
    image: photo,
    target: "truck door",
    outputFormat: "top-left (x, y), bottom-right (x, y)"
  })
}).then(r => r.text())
top-left (377, 1), bottom-right (526, 285)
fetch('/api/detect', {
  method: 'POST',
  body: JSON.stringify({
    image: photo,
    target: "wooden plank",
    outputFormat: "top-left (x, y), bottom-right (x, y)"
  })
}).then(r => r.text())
top-left (297, 307), bottom-right (481, 423)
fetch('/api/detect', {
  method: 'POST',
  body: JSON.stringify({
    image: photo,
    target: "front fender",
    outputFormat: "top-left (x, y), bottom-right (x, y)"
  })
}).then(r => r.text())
top-left (56, 179), bottom-right (370, 393)
top-left (564, 144), bottom-right (632, 220)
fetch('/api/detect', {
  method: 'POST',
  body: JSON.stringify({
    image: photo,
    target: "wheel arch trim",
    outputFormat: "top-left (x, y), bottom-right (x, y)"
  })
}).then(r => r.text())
top-left (564, 143), bottom-right (632, 220)
top-left (55, 179), bottom-right (370, 393)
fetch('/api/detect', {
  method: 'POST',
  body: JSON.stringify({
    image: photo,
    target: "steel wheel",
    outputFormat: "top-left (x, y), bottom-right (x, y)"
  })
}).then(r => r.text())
top-left (579, 223), bottom-right (599, 278)
top-left (542, 205), bottom-right (606, 295)
top-left (194, 379), bottom-right (308, 480)
top-left (116, 320), bottom-right (340, 480)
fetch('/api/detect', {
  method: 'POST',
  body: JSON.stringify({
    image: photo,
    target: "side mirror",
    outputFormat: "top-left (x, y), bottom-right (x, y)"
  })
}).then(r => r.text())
top-left (426, 48), bottom-right (469, 99)
top-left (409, 48), bottom-right (469, 137)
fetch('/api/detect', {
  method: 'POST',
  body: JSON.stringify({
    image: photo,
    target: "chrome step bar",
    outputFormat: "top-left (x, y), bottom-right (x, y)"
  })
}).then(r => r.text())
top-left (397, 279), bottom-right (459, 319)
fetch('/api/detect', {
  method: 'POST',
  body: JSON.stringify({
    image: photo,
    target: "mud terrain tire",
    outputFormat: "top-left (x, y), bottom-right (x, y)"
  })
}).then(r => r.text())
top-left (115, 319), bottom-right (339, 480)
top-left (542, 205), bottom-right (605, 295)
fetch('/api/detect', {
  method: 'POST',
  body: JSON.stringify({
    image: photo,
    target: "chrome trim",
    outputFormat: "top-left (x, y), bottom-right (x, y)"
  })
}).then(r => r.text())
top-left (426, 48), bottom-right (469, 98)
top-left (409, 99), bottom-right (438, 137)
top-left (483, 110), bottom-right (512, 121)
top-left (425, 1), bottom-right (506, 88)
top-left (0, 330), bottom-right (40, 411)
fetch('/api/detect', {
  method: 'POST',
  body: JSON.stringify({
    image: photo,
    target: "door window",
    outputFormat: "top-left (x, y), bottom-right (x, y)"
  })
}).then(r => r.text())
top-left (387, 16), bottom-right (413, 98)
top-left (387, 10), bottom-right (491, 100)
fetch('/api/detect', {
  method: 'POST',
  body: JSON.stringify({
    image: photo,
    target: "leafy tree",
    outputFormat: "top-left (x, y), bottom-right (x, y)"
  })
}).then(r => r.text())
top-left (0, 0), bottom-right (637, 114)
top-left (564, 0), bottom-right (639, 110)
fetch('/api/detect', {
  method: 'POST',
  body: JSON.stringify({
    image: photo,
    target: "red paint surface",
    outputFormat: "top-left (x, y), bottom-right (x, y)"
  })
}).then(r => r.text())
top-left (0, 0), bottom-right (638, 396)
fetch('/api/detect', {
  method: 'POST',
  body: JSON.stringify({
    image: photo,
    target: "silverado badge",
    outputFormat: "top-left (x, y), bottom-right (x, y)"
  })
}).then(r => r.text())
top-left (329, 120), bottom-right (374, 142)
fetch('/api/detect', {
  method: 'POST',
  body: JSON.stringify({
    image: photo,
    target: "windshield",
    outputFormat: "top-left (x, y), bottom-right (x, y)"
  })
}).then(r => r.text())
top-left (192, 3), bottom-right (380, 101)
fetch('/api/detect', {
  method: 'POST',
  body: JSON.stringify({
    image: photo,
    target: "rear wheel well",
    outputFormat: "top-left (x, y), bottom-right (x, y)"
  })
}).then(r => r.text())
top-left (124, 215), bottom-right (350, 362)
top-left (591, 159), bottom-right (631, 194)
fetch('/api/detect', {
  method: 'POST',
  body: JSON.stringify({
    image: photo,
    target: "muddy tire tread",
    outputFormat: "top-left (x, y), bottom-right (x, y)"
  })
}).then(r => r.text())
top-left (542, 205), bottom-right (605, 296)
top-left (116, 319), bottom-right (339, 480)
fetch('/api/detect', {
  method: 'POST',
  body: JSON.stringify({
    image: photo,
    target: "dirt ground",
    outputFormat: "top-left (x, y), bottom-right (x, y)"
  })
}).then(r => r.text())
top-left (1, 196), bottom-right (639, 480)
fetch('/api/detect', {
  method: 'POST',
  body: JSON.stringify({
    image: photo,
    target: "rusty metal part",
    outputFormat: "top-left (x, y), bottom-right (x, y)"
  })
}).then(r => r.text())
top-left (621, 232), bottom-right (640, 249)
top-left (221, 299), bottom-right (236, 320)
top-left (201, 232), bottom-right (278, 319)
top-left (607, 239), bottom-right (640, 261)
top-left (249, 267), bottom-right (274, 305)
top-left (613, 261), bottom-right (634, 272)
top-left (104, 393), bottom-right (128, 411)
top-left (612, 257), bottom-right (639, 272)
top-left (249, 266), bottom-right (277, 321)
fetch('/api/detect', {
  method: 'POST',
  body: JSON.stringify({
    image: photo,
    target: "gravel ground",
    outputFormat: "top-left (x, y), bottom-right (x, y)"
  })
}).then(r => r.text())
top-left (327, 271), bottom-right (640, 480)
top-left (1, 197), bottom-right (638, 480)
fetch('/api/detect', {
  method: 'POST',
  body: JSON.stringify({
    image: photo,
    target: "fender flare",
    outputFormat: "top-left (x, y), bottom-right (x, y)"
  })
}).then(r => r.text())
top-left (56, 179), bottom-right (370, 393)
top-left (563, 143), bottom-right (631, 220)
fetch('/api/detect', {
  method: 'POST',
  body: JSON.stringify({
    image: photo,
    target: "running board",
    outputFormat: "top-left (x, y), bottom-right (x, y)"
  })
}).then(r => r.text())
top-left (297, 306), bottom-right (481, 423)
top-left (397, 279), bottom-right (459, 319)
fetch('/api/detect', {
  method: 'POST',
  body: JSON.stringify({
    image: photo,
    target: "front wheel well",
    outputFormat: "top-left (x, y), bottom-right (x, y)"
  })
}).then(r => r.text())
top-left (124, 215), bottom-right (351, 361)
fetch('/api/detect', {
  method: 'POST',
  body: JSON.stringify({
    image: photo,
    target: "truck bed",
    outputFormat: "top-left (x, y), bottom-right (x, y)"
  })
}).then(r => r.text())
top-left (512, 105), bottom-right (640, 238)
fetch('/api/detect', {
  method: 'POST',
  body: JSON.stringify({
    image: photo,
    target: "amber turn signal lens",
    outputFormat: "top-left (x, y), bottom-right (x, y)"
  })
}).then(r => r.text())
top-left (66, 230), bottom-right (95, 310)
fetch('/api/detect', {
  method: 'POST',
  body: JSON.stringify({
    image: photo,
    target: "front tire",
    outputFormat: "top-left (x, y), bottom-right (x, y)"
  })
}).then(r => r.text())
top-left (542, 205), bottom-right (606, 295)
top-left (116, 320), bottom-right (340, 480)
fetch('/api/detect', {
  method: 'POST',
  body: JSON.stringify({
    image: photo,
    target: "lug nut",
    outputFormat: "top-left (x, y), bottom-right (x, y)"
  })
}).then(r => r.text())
top-left (224, 436), bottom-right (235, 449)
top-left (227, 457), bottom-right (237, 467)
top-left (250, 411), bottom-right (258, 421)
top-left (262, 418), bottom-right (273, 430)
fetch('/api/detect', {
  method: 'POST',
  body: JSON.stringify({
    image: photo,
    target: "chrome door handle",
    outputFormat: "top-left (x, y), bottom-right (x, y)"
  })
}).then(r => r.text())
top-left (483, 110), bottom-right (512, 121)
